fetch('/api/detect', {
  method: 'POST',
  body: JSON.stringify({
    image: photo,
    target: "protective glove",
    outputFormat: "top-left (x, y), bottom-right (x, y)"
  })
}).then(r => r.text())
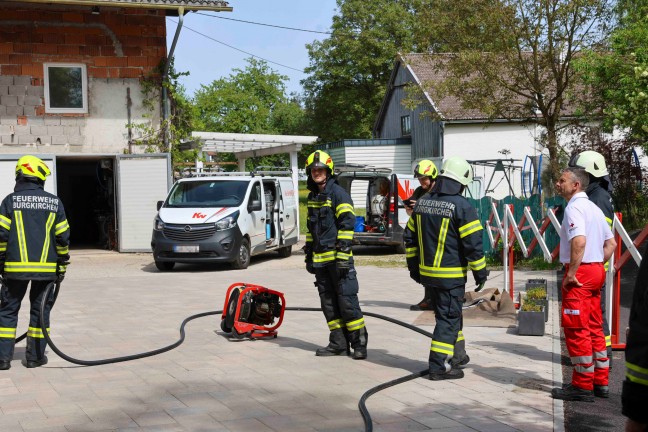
top-left (305, 257), bottom-right (316, 275)
top-left (409, 271), bottom-right (421, 284)
top-left (336, 259), bottom-right (351, 279)
top-left (474, 269), bottom-right (489, 292)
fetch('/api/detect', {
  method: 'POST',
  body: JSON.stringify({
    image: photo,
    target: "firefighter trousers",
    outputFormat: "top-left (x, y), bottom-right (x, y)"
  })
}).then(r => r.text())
top-left (562, 263), bottom-right (609, 390)
top-left (314, 264), bottom-right (368, 350)
top-left (427, 285), bottom-right (466, 373)
top-left (0, 279), bottom-right (53, 362)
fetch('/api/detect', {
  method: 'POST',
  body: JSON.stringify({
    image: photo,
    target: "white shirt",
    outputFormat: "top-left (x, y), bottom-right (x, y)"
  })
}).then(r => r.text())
top-left (559, 191), bottom-right (614, 263)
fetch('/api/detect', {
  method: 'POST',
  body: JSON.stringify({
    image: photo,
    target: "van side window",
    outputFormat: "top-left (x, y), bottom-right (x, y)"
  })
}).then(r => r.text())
top-left (250, 182), bottom-right (261, 202)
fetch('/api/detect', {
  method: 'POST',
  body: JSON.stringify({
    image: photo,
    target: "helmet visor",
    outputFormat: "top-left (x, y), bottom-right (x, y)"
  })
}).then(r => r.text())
top-left (567, 154), bottom-right (581, 168)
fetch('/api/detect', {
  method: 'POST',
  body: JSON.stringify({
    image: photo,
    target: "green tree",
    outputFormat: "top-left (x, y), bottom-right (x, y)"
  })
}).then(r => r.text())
top-left (414, 0), bottom-right (614, 184)
top-left (302, 0), bottom-right (431, 144)
top-left (577, 0), bottom-right (648, 151)
top-left (192, 58), bottom-right (310, 170)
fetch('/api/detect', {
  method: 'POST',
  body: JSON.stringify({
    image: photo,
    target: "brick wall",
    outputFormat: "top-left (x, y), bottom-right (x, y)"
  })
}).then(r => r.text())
top-left (0, 4), bottom-right (167, 153)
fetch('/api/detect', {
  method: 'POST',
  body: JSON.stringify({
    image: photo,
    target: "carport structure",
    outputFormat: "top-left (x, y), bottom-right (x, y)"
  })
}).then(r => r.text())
top-left (191, 132), bottom-right (318, 188)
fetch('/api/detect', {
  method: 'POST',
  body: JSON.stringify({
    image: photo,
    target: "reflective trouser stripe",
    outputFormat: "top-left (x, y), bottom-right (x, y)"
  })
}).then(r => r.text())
top-left (0, 327), bottom-right (16, 339)
top-left (431, 340), bottom-right (454, 356)
top-left (328, 319), bottom-right (343, 331)
top-left (575, 364), bottom-right (595, 374)
top-left (571, 355), bottom-right (593, 364)
top-left (346, 317), bottom-right (365, 332)
top-left (594, 350), bottom-right (609, 369)
top-left (626, 362), bottom-right (648, 386)
top-left (27, 326), bottom-right (49, 339)
top-left (314, 251), bottom-right (336, 263)
top-left (456, 330), bottom-right (465, 343)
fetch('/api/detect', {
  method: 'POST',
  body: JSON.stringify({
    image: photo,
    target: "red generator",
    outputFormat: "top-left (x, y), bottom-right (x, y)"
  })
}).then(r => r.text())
top-left (220, 283), bottom-right (286, 339)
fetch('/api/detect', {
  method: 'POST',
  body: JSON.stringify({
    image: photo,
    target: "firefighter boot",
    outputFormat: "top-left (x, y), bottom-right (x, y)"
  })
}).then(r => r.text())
top-left (0, 360), bottom-right (10, 370)
top-left (429, 368), bottom-right (464, 380)
top-left (23, 357), bottom-right (48, 368)
top-left (594, 385), bottom-right (609, 398)
top-left (551, 384), bottom-right (594, 402)
top-left (350, 326), bottom-right (368, 360)
top-left (410, 286), bottom-right (434, 311)
top-left (23, 338), bottom-right (48, 368)
top-left (316, 328), bottom-right (350, 357)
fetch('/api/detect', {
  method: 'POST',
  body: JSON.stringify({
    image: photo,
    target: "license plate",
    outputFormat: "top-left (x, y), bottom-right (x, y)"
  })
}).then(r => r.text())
top-left (174, 245), bottom-right (199, 253)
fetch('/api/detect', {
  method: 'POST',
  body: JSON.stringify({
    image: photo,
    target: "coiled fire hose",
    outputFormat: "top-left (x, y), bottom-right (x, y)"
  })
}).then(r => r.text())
top-left (32, 282), bottom-right (434, 432)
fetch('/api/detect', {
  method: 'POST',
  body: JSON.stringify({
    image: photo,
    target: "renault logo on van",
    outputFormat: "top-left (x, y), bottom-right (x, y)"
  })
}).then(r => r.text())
top-left (184, 225), bottom-right (192, 232)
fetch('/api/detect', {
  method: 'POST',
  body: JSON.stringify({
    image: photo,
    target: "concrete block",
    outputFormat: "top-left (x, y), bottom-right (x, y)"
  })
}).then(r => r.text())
top-left (15, 125), bottom-right (29, 134)
top-left (8, 85), bottom-right (27, 97)
top-left (22, 106), bottom-right (35, 116)
top-left (26, 86), bottom-right (44, 97)
top-left (0, 105), bottom-right (5, 115)
top-left (64, 126), bottom-right (80, 136)
top-left (24, 95), bottom-right (41, 106)
top-left (18, 135), bottom-right (36, 144)
top-left (0, 85), bottom-right (8, 95)
top-left (0, 76), bottom-right (13, 85)
top-left (44, 117), bottom-right (60, 126)
top-left (47, 125), bottom-right (65, 135)
top-left (0, 125), bottom-right (13, 134)
top-left (60, 118), bottom-right (78, 126)
top-left (67, 134), bottom-right (84, 145)
top-left (0, 116), bottom-right (15, 125)
top-left (36, 136), bottom-right (52, 145)
top-left (69, 144), bottom-right (83, 152)
top-left (30, 126), bottom-right (48, 136)
top-left (13, 76), bottom-right (31, 86)
top-left (1, 95), bottom-right (18, 106)
top-left (16, 95), bottom-right (25, 105)
top-left (28, 117), bottom-right (44, 126)
top-left (51, 135), bottom-right (68, 145)
top-left (6, 106), bottom-right (24, 116)
top-left (0, 135), bottom-right (16, 144)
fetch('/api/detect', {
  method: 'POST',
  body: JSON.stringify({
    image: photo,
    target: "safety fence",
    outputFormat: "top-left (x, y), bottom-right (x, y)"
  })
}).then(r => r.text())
top-left (483, 196), bottom-right (648, 350)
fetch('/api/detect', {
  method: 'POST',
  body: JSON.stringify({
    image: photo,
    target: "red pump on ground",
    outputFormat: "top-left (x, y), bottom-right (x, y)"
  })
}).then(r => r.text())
top-left (220, 283), bottom-right (285, 339)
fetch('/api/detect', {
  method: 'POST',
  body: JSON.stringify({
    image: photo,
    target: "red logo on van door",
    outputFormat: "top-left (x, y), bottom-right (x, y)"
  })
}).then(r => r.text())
top-left (192, 212), bottom-right (207, 219)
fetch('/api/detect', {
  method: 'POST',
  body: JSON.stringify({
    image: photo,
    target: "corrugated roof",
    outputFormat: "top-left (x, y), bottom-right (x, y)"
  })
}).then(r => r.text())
top-left (5, 0), bottom-right (232, 11)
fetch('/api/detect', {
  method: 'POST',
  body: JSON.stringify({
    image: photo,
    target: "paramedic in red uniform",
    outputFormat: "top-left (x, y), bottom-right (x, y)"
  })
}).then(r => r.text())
top-left (551, 166), bottom-right (616, 401)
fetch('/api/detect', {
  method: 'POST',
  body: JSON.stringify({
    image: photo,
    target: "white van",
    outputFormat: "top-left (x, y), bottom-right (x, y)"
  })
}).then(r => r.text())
top-left (335, 164), bottom-right (416, 253)
top-left (151, 170), bottom-right (299, 271)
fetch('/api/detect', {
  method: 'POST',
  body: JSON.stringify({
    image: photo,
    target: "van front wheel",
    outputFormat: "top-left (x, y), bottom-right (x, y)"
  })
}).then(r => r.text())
top-left (231, 238), bottom-right (251, 269)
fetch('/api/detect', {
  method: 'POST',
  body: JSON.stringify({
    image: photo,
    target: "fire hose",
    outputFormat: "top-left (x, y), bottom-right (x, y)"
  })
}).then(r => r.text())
top-left (29, 281), bottom-right (439, 432)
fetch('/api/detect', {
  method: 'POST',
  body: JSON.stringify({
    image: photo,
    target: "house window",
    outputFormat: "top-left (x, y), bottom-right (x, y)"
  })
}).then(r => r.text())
top-left (400, 115), bottom-right (411, 136)
top-left (44, 63), bottom-right (88, 114)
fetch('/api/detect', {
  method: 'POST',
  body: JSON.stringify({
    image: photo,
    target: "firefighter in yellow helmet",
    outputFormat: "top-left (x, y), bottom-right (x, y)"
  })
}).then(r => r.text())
top-left (0, 156), bottom-right (70, 370)
top-left (303, 150), bottom-right (368, 359)
top-left (404, 156), bottom-right (487, 380)
top-left (405, 159), bottom-right (439, 310)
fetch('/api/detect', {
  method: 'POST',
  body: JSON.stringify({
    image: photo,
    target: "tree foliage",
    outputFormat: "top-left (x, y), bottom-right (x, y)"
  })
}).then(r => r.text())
top-left (576, 0), bottom-right (648, 151)
top-left (302, 0), bottom-right (432, 144)
top-left (192, 58), bottom-right (310, 170)
top-left (415, 0), bottom-right (614, 183)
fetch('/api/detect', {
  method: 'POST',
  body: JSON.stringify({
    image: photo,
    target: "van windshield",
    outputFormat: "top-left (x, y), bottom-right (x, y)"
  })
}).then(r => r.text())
top-left (165, 180), bottom-right (248, 208)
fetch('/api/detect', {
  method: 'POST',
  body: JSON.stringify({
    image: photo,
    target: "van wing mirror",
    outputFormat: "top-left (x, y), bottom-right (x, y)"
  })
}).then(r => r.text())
top-left (248, 199), bottom-right (262, 212)
top-left (157, 200), bottom-right (164, 211)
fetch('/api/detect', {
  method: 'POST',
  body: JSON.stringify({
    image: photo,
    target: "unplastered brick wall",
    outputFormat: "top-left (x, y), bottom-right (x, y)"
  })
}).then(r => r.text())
top-left (0, 4), bottom-right (166, 153)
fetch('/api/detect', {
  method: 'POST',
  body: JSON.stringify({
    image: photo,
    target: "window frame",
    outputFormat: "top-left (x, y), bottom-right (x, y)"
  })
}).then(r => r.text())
top-left (43, 63), bottom-right (88, 114)
top-left (400, 115), bottom-right (411, 136)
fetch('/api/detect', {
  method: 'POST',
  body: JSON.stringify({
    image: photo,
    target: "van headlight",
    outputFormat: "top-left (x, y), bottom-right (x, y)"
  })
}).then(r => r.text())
top-left (154, 217), bottom-right (164, 231)
top-left (215, 211), bottom-right (239, 231)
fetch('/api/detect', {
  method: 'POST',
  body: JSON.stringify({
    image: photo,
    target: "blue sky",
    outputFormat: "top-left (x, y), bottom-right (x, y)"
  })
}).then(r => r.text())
top-left (166, 0), bottom-right (338, 98)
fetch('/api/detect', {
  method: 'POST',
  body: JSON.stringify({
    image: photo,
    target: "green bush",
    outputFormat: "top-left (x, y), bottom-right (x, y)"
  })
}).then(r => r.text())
top-left (520, 300), bottom-right (543, 312)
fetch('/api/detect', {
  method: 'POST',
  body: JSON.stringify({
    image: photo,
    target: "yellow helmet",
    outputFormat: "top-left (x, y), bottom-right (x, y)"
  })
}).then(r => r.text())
top-left (305, 150), bottom-right (334, 174)
top-left (16, 155), bottom-right (51, 182)
top-left (439, 156), bottom-right (473, 186)
top-left (414, 159), bottom-right (438, 179)
top-left (568, 150), bottom-right (608, 177)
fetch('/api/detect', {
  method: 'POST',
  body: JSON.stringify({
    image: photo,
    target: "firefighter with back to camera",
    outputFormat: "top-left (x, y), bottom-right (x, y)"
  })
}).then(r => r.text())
top-left (404, 156), bottom-right (487, 380)
top-left (568, 150), bottom-right (615, 367)
top-left (405, 159), bottom-right (438, 311)
top-left (0, 156), bottom-right (70, 370)
top-left (303, 150), bottom-right (368, 360)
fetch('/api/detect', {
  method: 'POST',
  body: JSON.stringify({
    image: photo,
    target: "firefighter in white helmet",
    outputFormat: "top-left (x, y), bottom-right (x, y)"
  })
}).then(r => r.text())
top-left (0, 156), bottom-right (70, 370)
top-left (404, 156), bottom-right (487, 380)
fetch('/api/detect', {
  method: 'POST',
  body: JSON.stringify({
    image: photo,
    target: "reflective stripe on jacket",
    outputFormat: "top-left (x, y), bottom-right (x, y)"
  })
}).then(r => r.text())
top-left (305, 177), bottom-right (355, 267)
top-left (0, 181), bottom-right (70, 280)
top-left (403, 189), bottom-right (486, 289)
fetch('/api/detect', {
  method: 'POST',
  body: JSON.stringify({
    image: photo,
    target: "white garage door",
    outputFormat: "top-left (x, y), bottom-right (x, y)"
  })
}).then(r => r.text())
top-left (116, 154), bottom-right (171, 252)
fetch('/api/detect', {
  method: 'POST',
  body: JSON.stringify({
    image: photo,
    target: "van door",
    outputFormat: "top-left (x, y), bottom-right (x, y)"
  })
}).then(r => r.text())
top-left (394, 173), bottom-right (416, 230)
top-left (247, 181), bottom-right (267, 253)
top-left (277, 178), bottom-right (298, 244)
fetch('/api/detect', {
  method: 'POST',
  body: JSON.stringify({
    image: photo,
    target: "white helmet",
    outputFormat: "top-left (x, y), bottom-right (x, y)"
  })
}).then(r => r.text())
top-left (439, 156), bottom-right (473, 186)
top-left (568, 150), bottom-right (608, 177)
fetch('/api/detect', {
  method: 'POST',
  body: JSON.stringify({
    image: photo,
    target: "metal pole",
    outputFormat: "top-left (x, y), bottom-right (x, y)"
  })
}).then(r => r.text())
top-left (162, 7), bottom-right (185, 151)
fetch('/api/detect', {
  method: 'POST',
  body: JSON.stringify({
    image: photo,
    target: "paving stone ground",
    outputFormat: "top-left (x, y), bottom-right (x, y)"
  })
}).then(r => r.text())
top-left (0, 247), bottom-right (564, 432)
